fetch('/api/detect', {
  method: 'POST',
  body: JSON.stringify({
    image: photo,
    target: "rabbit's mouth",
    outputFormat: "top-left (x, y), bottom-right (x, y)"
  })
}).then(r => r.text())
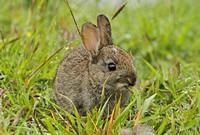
top-left (104, 73), bottom-right (137, 91)
top-left (116, 77), bottom-right (136, 88)
top-left (115, 83), bottom-right (129, 90)
top-left (104, 81), bottom-right (129, 92)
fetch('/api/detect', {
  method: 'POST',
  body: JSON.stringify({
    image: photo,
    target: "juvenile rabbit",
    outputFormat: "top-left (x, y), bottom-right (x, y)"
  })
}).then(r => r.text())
top-left (53, 14), bottom-right (137, 115)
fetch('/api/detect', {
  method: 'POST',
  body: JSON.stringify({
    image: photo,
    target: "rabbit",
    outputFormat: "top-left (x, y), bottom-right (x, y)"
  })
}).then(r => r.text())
top-left (53, 14), bottom-right (137, 116)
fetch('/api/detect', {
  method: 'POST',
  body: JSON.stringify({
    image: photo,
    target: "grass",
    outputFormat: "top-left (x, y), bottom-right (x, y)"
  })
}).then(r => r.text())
top-left (0, 0), bottom-right (200, 134)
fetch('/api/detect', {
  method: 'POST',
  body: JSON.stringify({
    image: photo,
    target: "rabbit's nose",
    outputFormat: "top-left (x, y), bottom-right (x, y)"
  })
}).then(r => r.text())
top-left (127, 74), bottom-right (137, 86)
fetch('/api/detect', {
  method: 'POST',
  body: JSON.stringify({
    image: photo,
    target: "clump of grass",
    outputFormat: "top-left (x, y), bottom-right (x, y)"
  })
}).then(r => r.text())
top-left (0, 0), bottom-right (200, 134)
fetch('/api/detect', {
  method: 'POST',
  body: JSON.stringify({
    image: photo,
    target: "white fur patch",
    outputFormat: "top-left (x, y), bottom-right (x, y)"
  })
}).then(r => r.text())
top-left (112, 48), bottom-right (118, 52)
top-left (116, 83), bottom-right (128, 89)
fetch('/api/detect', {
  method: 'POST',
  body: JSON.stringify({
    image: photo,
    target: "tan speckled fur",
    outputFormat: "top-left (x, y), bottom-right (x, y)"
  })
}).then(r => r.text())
top-left (53, 14), bottom-right (137, 116)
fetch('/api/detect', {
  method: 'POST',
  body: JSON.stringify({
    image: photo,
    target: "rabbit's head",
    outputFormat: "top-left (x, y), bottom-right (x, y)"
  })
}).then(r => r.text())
top-left (82, 14), bottom-right (137, 93)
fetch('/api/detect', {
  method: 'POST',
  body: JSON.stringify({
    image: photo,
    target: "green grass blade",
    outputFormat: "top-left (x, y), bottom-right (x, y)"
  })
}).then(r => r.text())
top-left (44, 118), bottom-right (56, 134)
top-left (96, 96), bottom-right (111, 127)
top-left (158, 93), bottom-right (185, 115)
top-left (171, 113), bottom-right (175, 135)
top-left (157, 114), bottom-right (169, 135)
top-left (143, 59), bottom-right (160, 77)
top-left (38, 109), bottom-right (71, 134)
top-left (141, 94), bottom-right (157, 116)
top-left (113, 99), bottom-right (136, 128)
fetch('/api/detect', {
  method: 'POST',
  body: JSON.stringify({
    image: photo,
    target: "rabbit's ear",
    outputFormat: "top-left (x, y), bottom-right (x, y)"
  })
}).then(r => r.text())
top-left (81, 22), bottom-right (100, 54)
top-left (97, 14), bottom-right (113, 46)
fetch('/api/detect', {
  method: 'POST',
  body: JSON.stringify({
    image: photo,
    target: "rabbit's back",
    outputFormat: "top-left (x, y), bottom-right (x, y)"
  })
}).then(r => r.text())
top-left (53, 45), bottom-right (90, 113)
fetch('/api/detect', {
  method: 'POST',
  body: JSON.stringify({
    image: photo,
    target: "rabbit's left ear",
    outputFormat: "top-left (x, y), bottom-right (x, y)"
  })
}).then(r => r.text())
top-left (81, 22), bottom-right (100, 54)
top-left (97, 14), bottom-right (113, 47)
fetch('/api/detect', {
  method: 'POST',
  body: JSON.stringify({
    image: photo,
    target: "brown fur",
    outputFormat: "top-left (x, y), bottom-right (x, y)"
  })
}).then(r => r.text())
top-left (53, 14), bottom-right (137, 115)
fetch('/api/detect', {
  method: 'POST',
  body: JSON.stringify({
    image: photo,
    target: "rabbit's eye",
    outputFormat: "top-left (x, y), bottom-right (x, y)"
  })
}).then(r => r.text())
top-left (108, 63), bottom-right (116, 71)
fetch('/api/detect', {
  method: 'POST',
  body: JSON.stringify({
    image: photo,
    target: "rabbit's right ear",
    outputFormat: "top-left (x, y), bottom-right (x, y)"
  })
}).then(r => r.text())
top-left (97, 14), bottom-right (113, 47)
top-left (81, 22), bottom-right (100, 55)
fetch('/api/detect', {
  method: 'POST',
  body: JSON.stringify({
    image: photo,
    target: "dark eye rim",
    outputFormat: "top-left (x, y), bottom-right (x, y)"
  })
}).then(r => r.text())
top-left (107, 62), bottom-right (116, 71)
